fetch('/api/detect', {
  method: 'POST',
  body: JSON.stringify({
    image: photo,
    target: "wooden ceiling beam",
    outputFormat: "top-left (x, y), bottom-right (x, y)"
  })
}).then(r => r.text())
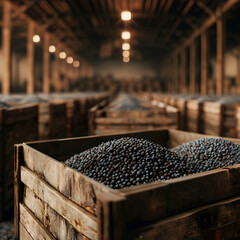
top-left (196, 0), bottom-right (215, 17)
top-left (162, 0), bottom-right (195, 45)
top-left (174, 0), bottom-right (239, 55)
top-left (11, 0), bottom-right (38, 19)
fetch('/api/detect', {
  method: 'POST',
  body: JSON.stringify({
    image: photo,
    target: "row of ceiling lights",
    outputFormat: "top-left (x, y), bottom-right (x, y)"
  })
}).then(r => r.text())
top-left (121, 11), bottom-right (131, 63)
top-left (32, 35), bottom-right (80, 68)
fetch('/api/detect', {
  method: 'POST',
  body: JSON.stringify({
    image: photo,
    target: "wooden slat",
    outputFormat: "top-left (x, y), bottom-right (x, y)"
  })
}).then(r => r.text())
top-left (20, 166), bottom-right (98, 239)
top-left (20, 204), bottom-right (55, 240)
top-left (131, 195), bottom-right (240, 239)
top-left (24, 187), bottom-right (87, 240)
top-left (19, 222), bottom-right (34, 240)
top-left (181, 48), bottom-right (186, 93)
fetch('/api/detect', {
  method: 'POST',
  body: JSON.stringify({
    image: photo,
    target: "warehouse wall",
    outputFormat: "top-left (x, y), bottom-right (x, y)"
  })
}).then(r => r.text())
top-left (93, 59), bottom-right (158, 80)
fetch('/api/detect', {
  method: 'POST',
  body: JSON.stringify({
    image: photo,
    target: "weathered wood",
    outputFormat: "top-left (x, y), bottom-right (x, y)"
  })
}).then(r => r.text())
top-left (16, 129), bottom-right (240, 239)
top-left (2, 0), bottom-right (11, 94)
top-left (132, 196), bottom-right (240, 240)
top-left (27, 21), bottom-right (34, 94)
top-left (24, 187), bottom-right (90, 240)
top-left (19, 222), bottom-right (33, 240)
top-left (216, 16), bottom-right (225, 96)
top-left (43, 34), bottom-right (50, 94)
top-left (201, 30), bottom-right (208, 95)
top-left (20, 204), bottom-right (55, 240)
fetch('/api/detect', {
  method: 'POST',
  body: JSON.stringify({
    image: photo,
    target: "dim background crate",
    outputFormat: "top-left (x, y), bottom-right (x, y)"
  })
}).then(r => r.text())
top-left (15, 129), bottom-right (240, 240)
top-left (88, 98), bottom-right (180, 135)
top-left (0, 104), bottom-right (38, 221)
top-left (203, 100), bottom-right (239, 138)
top-left (236, 105), bottom-right (240, 138)
top-left (38, 102), bottom-right (67, 140)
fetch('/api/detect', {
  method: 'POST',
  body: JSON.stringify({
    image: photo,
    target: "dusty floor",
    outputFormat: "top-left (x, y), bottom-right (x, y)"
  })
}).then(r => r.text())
top-left (0, 219), bottom-right (14, 240)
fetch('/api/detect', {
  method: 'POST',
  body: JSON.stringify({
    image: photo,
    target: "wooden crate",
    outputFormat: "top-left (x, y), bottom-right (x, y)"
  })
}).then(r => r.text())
top-left (0, 104), bottom-right (38, 221)
top-left (39, 102), bottom-right (67, 140)
top-left (89, 99), bottom-right (180, 135)
top-left (186, 99), bottom-right (203, 133)
top-left (203, 102), bottom-right (237, 138)
top-left (236, 105), bottom-right (240, 138)
top-left (15, 129), bottom-right (240, 239)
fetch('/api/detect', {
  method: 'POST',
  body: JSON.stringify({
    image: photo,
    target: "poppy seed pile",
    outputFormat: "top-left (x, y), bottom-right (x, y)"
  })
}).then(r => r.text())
top-left (65, 137), bottom-right (240, 189)
top-left (171, 138), bottom-right (240, 174)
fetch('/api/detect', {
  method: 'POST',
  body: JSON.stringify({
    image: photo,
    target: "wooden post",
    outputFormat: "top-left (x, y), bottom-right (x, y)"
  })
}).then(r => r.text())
top-left (216, 16), bottom-right (225, 96)
top-left (189, 38), bottom-right (196, 93)
top-left (27, 22), bottom-right (34, 94)
top-left (236, 51), bottom-right (240, 94)
top-left (181, 49), bottom-right (186, 93)
top-left (2, 0), bottom-right (11, 94)
top-left (168, 56), bottom-right (172, 93)
top-left (173, 53), bottom-right (179, 93)
top-left (53, 49), bottom-right (61, 92)
top-left (201, 30), bottom-right (208, 95)
top-left (43, 35), bottom-right (50, 93)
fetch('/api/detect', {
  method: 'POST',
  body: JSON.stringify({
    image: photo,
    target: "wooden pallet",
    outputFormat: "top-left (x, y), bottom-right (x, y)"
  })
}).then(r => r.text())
top-left (14, 129), bottom-right (240, 239)
top-left (0, 104), bottom-right (38, 221)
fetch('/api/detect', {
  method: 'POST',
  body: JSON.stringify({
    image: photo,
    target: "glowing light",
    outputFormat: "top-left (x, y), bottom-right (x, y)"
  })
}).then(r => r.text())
top-left (59, 51), bottom-right (66, 59)
top-left (122, 43), bottom-right (130, 51)
top-left (73, 61), bottom-right (80, 67)
top-left (33, 35), bottom-right (40, 43)
top-left (121, 11), bottom-right (131, 21)
top-left (49, 45), bottom-right (56, 53)
top-left (121, 31), bottom-right (130, 40)
top-left (122, 50), bottom-right (130, 57)
top-left (123, 56), bottom-right (130, 63)
top-left (67, 56), bottom-right (73, 64)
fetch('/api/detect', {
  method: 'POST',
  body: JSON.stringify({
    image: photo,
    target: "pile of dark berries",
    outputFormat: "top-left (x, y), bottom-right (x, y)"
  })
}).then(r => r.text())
top-left (0, 220), bottom-right (14, 240)
top-left (171, 138), bottom-right (240, 174)
top-left (65, 137), bottom-right (240, 189)
top-left (65, 137), bottom-right (188, 189)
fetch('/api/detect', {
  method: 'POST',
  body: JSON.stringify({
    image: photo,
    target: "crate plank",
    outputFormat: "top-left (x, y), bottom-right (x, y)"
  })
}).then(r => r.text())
top-left (21, 166), bottom-right (98, 239)
top-left (20, 203), bottom-right (56, 240)
top-left (19, 222), bottom-right (33, 240)
top-left (24, 187), bottom-right (88, 240)
top-left (131, 196), bottom-right (240, 240)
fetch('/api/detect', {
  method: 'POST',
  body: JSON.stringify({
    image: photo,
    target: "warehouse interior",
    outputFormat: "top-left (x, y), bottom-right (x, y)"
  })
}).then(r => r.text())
top-left (1, 0), bottom-right (240, 239)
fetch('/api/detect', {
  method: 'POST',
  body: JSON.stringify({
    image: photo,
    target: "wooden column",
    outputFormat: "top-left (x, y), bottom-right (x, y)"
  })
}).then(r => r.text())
top-left (201, 30), bottom-right (208, 95)
top-left (43, 35), bottom-right (50, 93)
top-left (181, 49), bottom-right (186, 93)
top-left (53, 49), bottom-right (61, 92)
top-left (27, 22), bottom-right (34, 94)
top-left (2, 0), bottom-right (11, 94)
top-left (168, 56), bottom-right (172, 93)
top-left (216, 16), bottom-right (225, 96)
top-left (173, 53), bottom-right (179, 93)
top-left (236, 51), bottom-right (240, 94)
top-left (189, 39), bottom-right (196, 93)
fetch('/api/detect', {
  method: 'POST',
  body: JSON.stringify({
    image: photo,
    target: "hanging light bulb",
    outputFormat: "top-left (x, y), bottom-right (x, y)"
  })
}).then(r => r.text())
top-left (49, 45), bottom-right (56, 53)
top-left (59, 51), bottom-right (66, 59)
top-left (33, 34), bottom-right (40, 43)
top-left (67, 56), bottom-right (73, 64)
top-left (122, 43), bottom-right (130, 51)
top-left (122, 50), bottom-right (130, 57)
top-left (121, 31), bottom-right (131, 40)
top-left (121, 11), bottom-right (131, 21)
top-left (73, 60), bottom-right (80, 67)
top-left (123, 56), bottom-right (130, 63)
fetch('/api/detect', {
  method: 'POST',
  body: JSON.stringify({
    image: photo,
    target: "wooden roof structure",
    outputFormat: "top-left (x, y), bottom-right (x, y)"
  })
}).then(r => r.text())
top-left (7, 0), bottom-right (239, 61)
